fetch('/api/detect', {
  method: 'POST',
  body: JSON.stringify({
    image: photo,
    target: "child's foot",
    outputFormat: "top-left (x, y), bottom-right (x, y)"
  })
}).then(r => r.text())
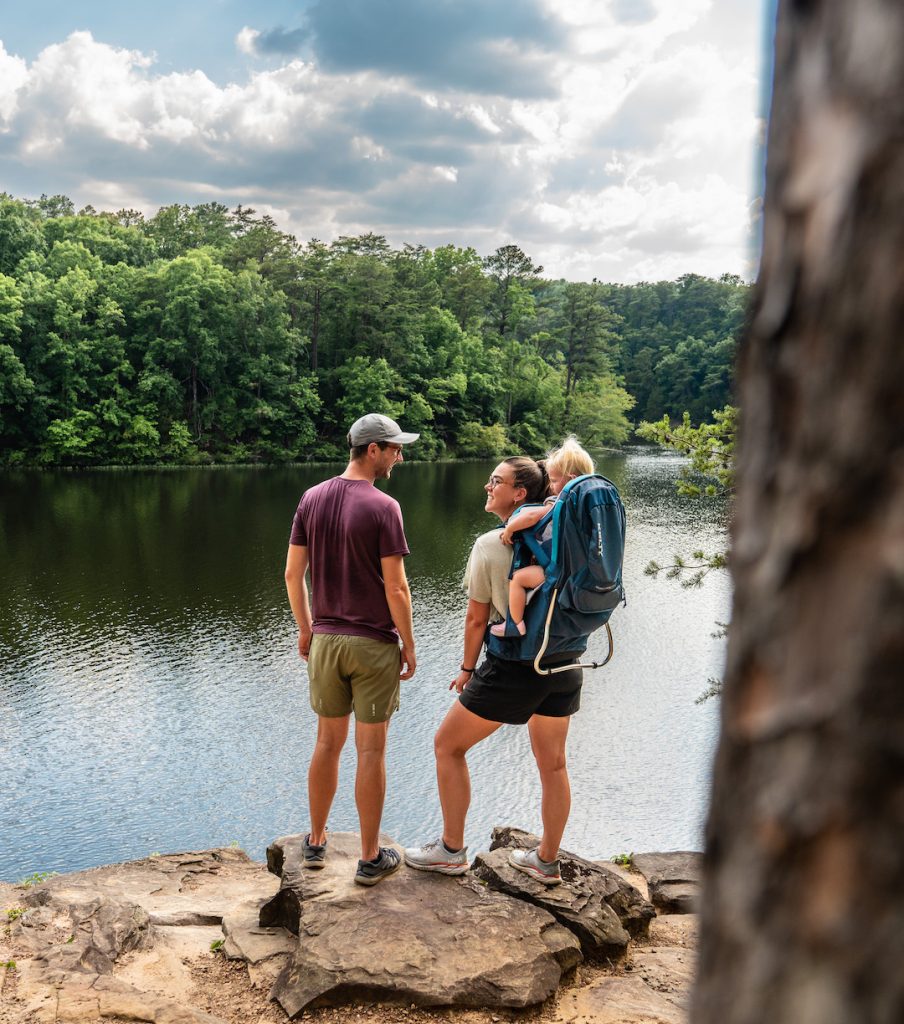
top-left (490, 620), bottom-right (526, 638)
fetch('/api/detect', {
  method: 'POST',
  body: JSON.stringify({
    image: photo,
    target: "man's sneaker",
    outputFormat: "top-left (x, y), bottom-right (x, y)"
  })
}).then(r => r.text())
top-left (404, 838), bottom-right (469, 875)
top-left (509, 847), bottom-right (562, 886)
top-left (354, 846), bottom-right (401, 886)
top-left (302, 834), bottom-right (327, 869)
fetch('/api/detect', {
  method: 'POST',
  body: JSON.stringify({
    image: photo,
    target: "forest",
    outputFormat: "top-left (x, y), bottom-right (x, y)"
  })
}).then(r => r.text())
top-left (0, 193), bottom-right (747, 465)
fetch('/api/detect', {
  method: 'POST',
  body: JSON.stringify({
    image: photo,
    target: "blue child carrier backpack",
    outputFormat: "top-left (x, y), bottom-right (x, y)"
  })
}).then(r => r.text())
top-left (485, 474), bottom-right (626, 674)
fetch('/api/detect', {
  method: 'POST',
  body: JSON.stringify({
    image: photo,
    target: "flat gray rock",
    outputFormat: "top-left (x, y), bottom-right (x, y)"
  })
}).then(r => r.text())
top-left (649, 913), bottom-right (699, 949)
top-left (221, 895), bottom-right (295, 994)
top-left (630, 946), bottom-right (696, 1009)
top-left (25, 847), bottom-right (274, 924)
top-left (6, 848), bottom-right (275, 1024)
top-left (261, 831), bottom-right (582, 1015)
top-left (17, 894), bottom-right (150, 977)
top-left (632, 852), bottom-right (702, 914)
top-left (478, 827), bottom-right (655, 961)
top-left (51, 973), bottom-right (227, 1024)
top-left (553, 975), bottom-right (686, 1024)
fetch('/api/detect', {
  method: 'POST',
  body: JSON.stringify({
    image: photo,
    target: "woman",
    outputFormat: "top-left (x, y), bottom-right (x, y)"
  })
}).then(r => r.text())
top-left (405, 456), bottom-right (584, 886)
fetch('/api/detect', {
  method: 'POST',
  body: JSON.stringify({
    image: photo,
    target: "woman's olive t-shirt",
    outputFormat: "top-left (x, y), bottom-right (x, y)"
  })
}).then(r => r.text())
top-left (462, 528), bottom-right (513, 624)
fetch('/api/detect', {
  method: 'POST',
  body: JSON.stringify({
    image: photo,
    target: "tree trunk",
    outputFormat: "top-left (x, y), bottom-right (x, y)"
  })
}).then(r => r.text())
top-left (191, 364), bottom-right (200, 440)
top-left (693, 3), bottom-right (904, 1023)
top-left (311, 287), bottom-right (321, 372)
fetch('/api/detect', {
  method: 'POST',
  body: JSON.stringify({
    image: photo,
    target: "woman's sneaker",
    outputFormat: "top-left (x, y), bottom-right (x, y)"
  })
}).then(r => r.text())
top-left (354, 846), bottom-right (401, 886)
top-left (302, 834), bottom-right (327, 869)
top-left (404, 838), bottom-right (469, 875)
top-left (509, 847), bottom-right (562, 886)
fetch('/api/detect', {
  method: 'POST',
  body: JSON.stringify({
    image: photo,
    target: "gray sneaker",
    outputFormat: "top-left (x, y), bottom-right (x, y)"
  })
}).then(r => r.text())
top-left (354, 846), bottom-right (401, 886)
top-left (404, 838), bottom-right (469, 875)
top-left (509, 847), bottom-right (562, 886)
top-left (302, 834), bottom-right (327, 869)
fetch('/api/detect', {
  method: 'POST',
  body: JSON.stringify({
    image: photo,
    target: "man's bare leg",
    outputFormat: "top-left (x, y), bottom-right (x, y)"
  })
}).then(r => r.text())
top-left (355, 719), bottom-right (390, 861)
top-left (308, 714), bottom-right (350, 845)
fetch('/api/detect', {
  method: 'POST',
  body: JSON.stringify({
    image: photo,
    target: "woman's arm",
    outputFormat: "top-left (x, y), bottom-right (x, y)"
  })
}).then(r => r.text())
top-left (450, 597), bottom-right (491, 693)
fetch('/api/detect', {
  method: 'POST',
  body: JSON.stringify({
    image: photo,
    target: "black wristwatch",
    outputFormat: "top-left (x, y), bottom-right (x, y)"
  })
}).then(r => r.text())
top-left (460, 664), bottom-right (476, 674)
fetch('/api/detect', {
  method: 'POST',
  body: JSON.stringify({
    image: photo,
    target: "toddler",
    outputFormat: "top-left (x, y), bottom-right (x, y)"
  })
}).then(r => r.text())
top-left (490, 436), bottom-right (595, 638)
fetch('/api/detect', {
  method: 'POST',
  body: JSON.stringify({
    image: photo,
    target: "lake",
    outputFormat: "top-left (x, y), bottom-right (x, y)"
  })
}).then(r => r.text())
top-left (0, 451), bottom-right (729, 880)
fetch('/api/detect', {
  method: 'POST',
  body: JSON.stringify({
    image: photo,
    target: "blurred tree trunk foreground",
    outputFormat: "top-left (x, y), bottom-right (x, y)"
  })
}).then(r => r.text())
top-left (693, 3), bottom-right (904, 1023)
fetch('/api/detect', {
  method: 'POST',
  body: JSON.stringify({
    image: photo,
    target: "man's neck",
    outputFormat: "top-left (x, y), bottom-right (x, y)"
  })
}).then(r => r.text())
top-left (340, 460), bottom-right (376, 484)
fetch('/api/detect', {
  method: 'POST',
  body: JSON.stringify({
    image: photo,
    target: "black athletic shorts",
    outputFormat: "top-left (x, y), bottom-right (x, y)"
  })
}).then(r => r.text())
top-left (459, 653), bottom-right (582, 725)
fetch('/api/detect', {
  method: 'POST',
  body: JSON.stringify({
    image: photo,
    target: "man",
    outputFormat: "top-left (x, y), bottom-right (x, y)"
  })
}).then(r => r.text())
top-left (284, 413), bottom-right (418, 886)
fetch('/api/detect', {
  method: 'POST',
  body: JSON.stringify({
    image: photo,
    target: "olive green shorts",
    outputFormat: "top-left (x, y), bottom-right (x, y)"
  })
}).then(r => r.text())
top-left (307, 633), bottom-right (401, 723)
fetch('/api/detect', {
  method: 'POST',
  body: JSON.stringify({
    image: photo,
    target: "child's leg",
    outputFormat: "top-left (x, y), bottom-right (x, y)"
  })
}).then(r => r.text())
top-left (507, 565), bottom-right (546, 627)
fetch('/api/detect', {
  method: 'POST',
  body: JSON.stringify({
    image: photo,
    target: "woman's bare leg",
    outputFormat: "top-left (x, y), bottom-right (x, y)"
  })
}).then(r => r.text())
top-left (527, 713), bottom-right (572, 861)
top-left (434, 701), bottom-right (502, 849)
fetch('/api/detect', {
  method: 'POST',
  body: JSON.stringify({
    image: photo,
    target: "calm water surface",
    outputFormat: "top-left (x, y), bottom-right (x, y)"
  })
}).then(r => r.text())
top-left (0, 453), bottom-right (729, 880)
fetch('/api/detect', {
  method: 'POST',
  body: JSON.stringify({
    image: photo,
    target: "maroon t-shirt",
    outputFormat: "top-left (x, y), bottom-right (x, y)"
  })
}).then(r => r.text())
top-left (289, 477), bottom-right (410, 644)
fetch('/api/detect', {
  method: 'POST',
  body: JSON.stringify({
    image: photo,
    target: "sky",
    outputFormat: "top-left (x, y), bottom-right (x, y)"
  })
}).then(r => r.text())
top-left (0, 0), bottom-right (772, 283)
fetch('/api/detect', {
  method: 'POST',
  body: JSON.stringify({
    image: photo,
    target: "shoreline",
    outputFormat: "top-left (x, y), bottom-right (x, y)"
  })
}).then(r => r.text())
top-left (0, 445), bottom-right (645, 474)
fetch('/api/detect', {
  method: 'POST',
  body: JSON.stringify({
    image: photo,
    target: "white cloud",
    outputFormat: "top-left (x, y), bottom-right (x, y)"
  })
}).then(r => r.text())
top-left (20, 32), bottom-right (156, 148)
top-left (550, 0), bottom-right (711, 58)
top-left (235, 27), bottom-right (261, 57)
top-left (78, 178), bottom-right (154, 213)
top-left (488, 0), bottom-right (762, 280)
top-left (464, 103), bottom-right (502, 135)
top-left (0, 11), bottom-right (765, 283)
top-left (0, 42), bottom-right (28, 125)
top-left (350, 135), bottom-right (388, 161)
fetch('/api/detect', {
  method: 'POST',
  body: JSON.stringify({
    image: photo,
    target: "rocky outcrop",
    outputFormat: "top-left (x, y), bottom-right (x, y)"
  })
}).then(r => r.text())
top-left (0, 836), bottom-right (702, 1024)
top-left (632, 852), bottom-right (702, 914)
top-left (260, 832), bottom-right (581, 1016)
top-left (476, 826), bottom-right (655, 961)
top-left (17, 894), bottom-right (150, 977)
top-left (3, 848), bottom-right (278, 1023)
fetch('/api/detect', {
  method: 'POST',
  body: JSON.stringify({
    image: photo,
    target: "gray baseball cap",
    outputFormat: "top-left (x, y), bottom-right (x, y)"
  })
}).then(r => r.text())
top-left (347, 413), bottom-right (419, 447)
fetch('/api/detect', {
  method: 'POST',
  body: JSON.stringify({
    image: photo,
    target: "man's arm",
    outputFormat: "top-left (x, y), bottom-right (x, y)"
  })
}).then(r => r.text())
top-left (501, 503), bottom-right (549, 545)
top-left (285, 544), bottom-right (313, 660)
top-left (382, 554), bottom-right (416, 680)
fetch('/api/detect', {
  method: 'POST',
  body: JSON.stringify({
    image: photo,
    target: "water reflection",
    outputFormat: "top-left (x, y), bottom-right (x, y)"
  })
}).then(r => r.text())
top-left (0, 453), bottom-right (728, 879)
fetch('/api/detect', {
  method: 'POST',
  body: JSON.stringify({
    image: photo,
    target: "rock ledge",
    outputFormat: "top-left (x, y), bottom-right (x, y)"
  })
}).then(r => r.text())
top-left (0, 835), bottom-right (700, 1024)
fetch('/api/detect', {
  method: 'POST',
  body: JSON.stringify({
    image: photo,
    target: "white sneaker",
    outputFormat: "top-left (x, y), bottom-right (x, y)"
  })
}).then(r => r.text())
top-left (509, 847), bottom-right (562, 886)
top-left (404, 838), bottom-right (469, 875)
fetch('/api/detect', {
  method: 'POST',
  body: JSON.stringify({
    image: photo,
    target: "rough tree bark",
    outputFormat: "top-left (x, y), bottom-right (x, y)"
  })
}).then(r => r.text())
top-left (693, 3), bottom-right (904, 1023)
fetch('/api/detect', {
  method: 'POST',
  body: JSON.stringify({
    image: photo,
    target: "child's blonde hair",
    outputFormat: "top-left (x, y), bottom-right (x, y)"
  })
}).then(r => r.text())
top-left (547, 434), bottom-right (595, 478)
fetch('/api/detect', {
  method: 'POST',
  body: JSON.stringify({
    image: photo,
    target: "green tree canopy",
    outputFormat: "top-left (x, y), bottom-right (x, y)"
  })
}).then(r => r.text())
top-left (0, 193), bottom-right (748, 466)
